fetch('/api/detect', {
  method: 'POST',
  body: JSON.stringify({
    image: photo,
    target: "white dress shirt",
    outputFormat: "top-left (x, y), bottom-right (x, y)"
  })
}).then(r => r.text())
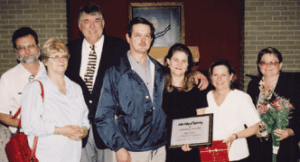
top-left (21, 72), bottom-right (89, 162)
top-left (206, 89), bottom-right (260, 161)
top-left (79, 35), bottom-right (104, 89)
top-left (0, 62), bottom-right (45, 133)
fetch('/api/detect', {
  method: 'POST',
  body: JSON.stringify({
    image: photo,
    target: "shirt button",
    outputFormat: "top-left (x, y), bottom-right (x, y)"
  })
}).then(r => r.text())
top-left (145, 95), bottom-right (149, 99)
top-left (89, 100), bottom-right (93, 104)
top-left (149, 108), bottom-right (152, 112)
top-left (153, 107), bottom-right (155, 110)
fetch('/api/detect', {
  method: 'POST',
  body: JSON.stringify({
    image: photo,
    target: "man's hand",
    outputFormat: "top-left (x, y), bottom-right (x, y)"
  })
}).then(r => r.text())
top-left (116, 148), bottom-right (131, 162)
top-left (0, 112), bottom-right (19, 127)
top-left (193, 71), bottom-right (209, 90)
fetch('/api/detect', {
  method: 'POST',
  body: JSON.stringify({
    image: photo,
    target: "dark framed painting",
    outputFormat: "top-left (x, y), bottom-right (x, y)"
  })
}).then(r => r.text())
top-left (129, 2), bottom-right (185, 47)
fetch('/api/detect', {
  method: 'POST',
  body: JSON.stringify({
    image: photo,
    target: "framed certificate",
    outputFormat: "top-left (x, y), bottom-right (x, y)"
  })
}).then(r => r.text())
top-left (170, 114), bottom-right (213, 148)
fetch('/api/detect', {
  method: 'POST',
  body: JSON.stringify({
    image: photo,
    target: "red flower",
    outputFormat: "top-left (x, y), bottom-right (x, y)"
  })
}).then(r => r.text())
top-left (271, 100), bottom-right (281, 110)
top-left (288, 103), bottom-right (294, 109)
top-left (259, 105), bottom-right (269, 114)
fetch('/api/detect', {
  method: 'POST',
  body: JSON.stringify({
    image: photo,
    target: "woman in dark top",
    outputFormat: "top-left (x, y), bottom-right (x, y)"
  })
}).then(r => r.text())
top-left (247, 47), bottom-right (300, 162)
top-left (162, 43), bottom-right (208, 162)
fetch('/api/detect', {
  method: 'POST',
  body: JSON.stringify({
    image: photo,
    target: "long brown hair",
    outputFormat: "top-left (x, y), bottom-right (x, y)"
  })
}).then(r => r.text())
top-left (164, 43), bottom-right (196, 92)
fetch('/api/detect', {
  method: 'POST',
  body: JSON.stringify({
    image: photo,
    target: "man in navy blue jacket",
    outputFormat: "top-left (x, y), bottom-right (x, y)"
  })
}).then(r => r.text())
top-left (95, 17), bottom-right (167, 162)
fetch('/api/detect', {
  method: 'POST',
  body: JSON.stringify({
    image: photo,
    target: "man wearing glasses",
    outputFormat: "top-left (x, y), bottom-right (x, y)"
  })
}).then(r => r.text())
top-left (0, 27), bottom-right (45, 147)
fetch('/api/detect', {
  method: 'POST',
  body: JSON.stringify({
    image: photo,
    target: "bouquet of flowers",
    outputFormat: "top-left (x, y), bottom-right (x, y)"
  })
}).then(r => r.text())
top-left (258, 93), bottom-right (294, 162)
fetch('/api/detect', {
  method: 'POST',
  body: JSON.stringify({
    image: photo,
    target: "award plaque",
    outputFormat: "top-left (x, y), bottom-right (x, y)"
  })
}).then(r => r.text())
top-left (169, 114), bottom-right (213, 148)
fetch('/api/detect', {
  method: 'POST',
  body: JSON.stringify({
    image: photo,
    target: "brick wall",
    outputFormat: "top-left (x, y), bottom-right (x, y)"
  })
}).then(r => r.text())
top-left (1, 0), bottom-right (299, 91)
top-left (0, 0), bottom-right (67, 76)
top-left (244, 0), bottom-right (300, 91)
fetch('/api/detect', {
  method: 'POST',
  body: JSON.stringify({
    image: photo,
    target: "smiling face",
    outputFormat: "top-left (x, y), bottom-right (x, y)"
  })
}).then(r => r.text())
top-left (259, 53), bottom-right (282, 78)
top-left (167, 51), bottom-right (189, 77)
top-left (78, 12), bottom-right (105, 45)
top-left (211, 65), bottom-right (233, 91)
top-left (15, 34), bottom-right (40, 64)
top-left (126, 23), bottom-right (153, 55)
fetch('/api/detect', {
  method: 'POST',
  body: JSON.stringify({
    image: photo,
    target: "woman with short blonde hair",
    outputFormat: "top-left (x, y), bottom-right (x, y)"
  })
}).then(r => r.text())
top-left (21, 37), bottom-right (89, 162)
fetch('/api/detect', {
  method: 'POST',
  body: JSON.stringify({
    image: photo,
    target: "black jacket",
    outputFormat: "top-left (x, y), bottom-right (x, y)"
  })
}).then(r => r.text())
top-left (65, 35), bottom-right (129, 148)
top-left (247, 72), bottom-right (300, 162)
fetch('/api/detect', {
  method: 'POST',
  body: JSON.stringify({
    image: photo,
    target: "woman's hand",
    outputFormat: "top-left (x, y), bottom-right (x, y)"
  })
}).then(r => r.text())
top-left (223, 134), bottom-right (237, 152)
top-left (68, 126), bottom-right (88, 140)
top-left (55, 125), bottom-right (88, 140)
top-left (196, 108), bottom-right (206, 115)
top-left (274, 128), bottom-right (294, 141)
top-left (181, 144), bottom-right (192, 152)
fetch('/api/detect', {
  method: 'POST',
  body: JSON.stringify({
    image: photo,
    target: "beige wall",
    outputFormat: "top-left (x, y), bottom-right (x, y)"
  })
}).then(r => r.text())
top-left (244, 0), bottom-right (300, 91)
top-left (0, 0), bottom-right (67, 75)
top-left (0, 0), bottom-right (299, 92)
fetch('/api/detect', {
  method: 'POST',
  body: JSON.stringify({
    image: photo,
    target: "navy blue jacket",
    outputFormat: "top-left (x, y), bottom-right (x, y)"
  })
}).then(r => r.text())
top-left (94, 54), bottom-right (167, 152)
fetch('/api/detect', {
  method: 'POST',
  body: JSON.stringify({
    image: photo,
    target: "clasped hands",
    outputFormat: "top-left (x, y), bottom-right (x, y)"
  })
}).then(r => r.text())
top-left (274, 128), bottom-right (294, 141)
top-left (55, 125), bottom-right (88, 141)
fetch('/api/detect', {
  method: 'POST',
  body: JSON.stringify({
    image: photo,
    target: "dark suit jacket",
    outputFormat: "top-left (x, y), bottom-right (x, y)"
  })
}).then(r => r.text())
top-left (247, 72), bottom-right (300, 162)
top-left (65, 35), bottom-right (129, 149)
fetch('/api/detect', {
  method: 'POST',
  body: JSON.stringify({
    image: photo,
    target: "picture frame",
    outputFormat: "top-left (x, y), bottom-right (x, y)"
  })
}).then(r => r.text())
top-left (170, 114), bottom-right (213, 148)
top-left (129, 2), bottom-right (185, 47)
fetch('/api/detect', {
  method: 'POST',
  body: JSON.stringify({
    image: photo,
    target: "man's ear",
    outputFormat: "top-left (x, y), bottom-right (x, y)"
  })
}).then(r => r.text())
top-left (78, 22), bottom-right (82, 32)
top-left (125, 34), bottom-right (130, 43)
top-left (102, 19), bottom-right (105, 28)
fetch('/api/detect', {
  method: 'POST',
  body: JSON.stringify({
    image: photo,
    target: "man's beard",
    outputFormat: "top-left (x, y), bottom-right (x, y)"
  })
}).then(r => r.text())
top-left (16, 50), bottom-right (40, 64)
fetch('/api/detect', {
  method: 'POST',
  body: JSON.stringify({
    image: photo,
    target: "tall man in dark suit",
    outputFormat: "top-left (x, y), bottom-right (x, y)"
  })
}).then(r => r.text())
top-left (65, 3), bottom-right (129, 162)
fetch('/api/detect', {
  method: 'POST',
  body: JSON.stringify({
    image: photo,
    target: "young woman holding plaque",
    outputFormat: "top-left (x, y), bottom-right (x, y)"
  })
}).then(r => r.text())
top-left (162, 43), bottom-right (208, 162)
top-left (198, 60), bottom-right (260, 162)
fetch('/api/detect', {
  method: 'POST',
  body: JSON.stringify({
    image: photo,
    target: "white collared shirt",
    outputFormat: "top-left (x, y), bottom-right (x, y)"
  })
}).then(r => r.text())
top-left (0, 61), bottom-right (46, 133)
top-left (79, 35), bottom-right (105, 89)
top-left (21, 72), bottom-right (89, 162)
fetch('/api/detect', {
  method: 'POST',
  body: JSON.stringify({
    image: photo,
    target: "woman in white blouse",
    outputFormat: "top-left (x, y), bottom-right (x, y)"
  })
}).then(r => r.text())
top-left (21, 37), bottom-right (89, 162)
top-left (198, 60), bottom-right (260, 162)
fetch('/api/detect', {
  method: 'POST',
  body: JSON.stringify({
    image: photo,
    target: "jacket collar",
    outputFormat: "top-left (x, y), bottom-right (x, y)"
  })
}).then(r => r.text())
top-left (116, 51), bottom-right (164, 74)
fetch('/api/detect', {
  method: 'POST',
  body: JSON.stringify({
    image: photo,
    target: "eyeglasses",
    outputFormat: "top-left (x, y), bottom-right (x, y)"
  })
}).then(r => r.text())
top-left (259, 61), bottom-right (279, 66)
top-left (47, 55), bottom-right (69, 60)
top-left (16, 44), bottom-right (37, 52)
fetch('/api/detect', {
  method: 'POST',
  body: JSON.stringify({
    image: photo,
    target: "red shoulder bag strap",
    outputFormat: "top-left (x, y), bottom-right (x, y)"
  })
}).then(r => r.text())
top-left (11, 80), bottom-right (44, 161)
top-left (31, 80), bottom-right (44, 160)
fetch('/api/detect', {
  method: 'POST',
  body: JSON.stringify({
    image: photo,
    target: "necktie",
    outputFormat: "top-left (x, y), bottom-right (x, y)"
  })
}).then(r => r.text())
top-left (84, 45), bottom-right (96, 93)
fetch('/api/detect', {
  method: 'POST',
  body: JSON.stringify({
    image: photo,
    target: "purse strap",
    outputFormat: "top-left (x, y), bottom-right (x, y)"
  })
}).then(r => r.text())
top-left (12, 80), bottom-right (44, 161)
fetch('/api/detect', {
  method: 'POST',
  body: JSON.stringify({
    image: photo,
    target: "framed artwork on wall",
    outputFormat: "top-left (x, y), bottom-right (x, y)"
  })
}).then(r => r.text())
top-left (129, 2), bottom-right (185, 47)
